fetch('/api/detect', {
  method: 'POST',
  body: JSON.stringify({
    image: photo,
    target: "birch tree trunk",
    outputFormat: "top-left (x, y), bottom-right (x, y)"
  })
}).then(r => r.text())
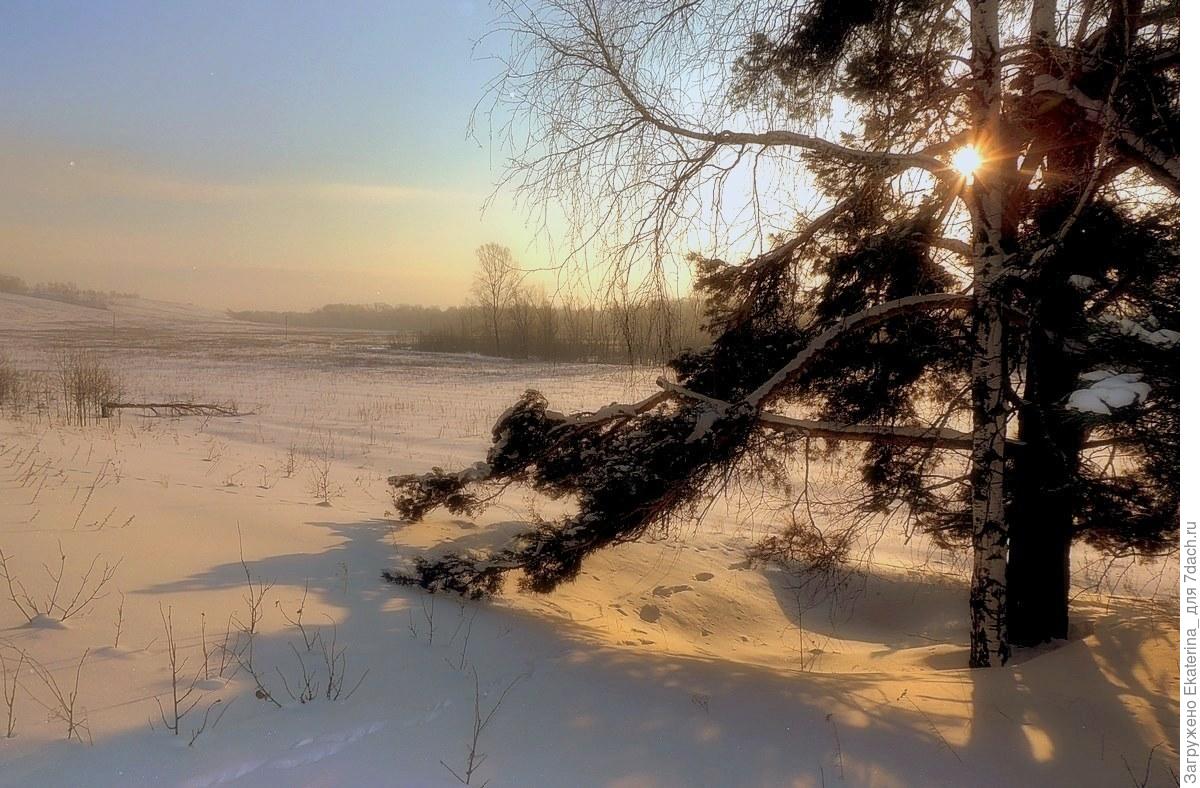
top-left (967, 0), bottom-right (1011, 668)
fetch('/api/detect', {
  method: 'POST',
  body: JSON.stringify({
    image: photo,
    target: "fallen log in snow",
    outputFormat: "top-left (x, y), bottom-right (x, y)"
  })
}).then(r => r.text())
top-left (100, 402), bottom-right (248, 418)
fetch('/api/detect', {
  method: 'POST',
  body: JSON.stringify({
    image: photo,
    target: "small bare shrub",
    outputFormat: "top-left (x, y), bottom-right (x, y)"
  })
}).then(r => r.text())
top-left (0, 543), bottom-right (120, 623)
top-left (282, 444), bottom-right (299, 478)
top-left (276, 581), bottom-right (318, 652)
top-left (113, 592), bottom-right (125, 648)
top-left (274, 601), bottom-right (366, 705)
top-left (26, 648), bottom-right (91, 743)
top-left (277, 645), bottom-right (320, 704)
top-left (1, 647), bottom-right (24, 738)
top-left (214, 614), bottom-right (238, 680)
top-left (316, 620), bottom-right (367, 701)
top-left (408, 595), bottom-right (436, 645)
top-left (155, 605), bottom-right (204, 736)
top-left (188, 698), bottom-right (231, 747)
top-left (442, 669), bottom-right (524, 786)
top-left (307, 446), bottom-right (343, 504)
top-left (223, 529), bottom-right (280, 708)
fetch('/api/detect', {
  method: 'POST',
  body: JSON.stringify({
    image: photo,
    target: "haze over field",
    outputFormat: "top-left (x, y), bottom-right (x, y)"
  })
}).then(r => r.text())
top-left (0, 2), bottom-right (535, 310)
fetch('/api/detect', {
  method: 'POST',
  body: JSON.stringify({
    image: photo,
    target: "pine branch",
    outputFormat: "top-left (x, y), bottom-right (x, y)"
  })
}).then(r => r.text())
top-left (746, 293), bottom-right (975, 408)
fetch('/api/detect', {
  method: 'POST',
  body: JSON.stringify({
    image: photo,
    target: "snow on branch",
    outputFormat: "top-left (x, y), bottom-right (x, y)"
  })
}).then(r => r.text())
top-left (1097, 315), bottom-right (1179, 348)
top-left (1067, 371), bottom-right (1152, 416)
top-left (657, 378), bottom-right (975, 449)
top-left (1032, 77), bottom-right (1179, 194)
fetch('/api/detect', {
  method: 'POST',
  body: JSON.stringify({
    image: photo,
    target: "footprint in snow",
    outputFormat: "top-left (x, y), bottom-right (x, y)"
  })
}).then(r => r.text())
top-left (639, 604), bottom-right (662, 623)
top-left (399, 699), bottom-right (452, 727)
top-left (652, 584), bottom-right (692, 597)
top-left (693, 572), bottom-right (715, 581)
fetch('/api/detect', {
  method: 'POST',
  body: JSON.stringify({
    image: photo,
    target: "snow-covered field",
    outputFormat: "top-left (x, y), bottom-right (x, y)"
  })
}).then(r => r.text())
top-left (0, 293), bottom-right (1179, 786)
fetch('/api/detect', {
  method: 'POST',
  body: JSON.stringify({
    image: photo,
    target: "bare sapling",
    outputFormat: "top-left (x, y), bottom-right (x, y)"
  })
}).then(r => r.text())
top-left (421, 595), bottom-right (436, 645)
top-left (113, 591), bottom-right (125, 648)
top-left (282, 444), bottom-right (299, 478)
top-left (276, 580), bottom-right (318, 651)
top-left (227, 628), bottom-right (278, 707)
top-left (72, 460), bottom-right (110, 528)
top-left (1, 646), bottom-right (24, 738)
top-left (825, 713), bottom-right (845, 781)
top-left (306, 434), bottom-right (343, 504)
top-left (200, 612), bottom-right (208, 679)
top-left (188, 698), bottom-right (232, 747)
top-left (316, 619), bottom-right (367, 701)
top-left (25, 648), bottom-right (91, 743)
top-left (447, 603), bottom-right (477, 671)
top-left (226, 527), bottom-right (279, 707)
top-left (234, 527), bottom-right (273, 638)
top-left (0, 543), bottom-right (121, 624)
top-left (277, 644), bottom-right (320, 704)
top-left (406, 594), bottom-right (437, 645)
top-left (155, 604), bottom-right (205, 736)
top-left (441, 669), bottom-right (524, 786)
top-left (214, 614), bottom-right (238, 680)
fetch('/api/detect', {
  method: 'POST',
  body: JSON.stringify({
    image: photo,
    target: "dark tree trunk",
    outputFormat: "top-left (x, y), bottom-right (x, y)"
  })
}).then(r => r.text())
top-left (1007, 421), bottom-right (1075, 645)
top-left (1007, 281), bottom-right (1084, 646)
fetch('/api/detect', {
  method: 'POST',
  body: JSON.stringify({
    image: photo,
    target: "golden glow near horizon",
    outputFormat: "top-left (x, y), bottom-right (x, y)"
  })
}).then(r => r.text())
top-left (951, 146), bottom-right (984, 183)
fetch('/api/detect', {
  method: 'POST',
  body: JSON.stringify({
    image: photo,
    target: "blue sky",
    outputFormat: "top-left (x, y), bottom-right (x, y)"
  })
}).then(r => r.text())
top-left (0, 1), bottom-right (532, 308)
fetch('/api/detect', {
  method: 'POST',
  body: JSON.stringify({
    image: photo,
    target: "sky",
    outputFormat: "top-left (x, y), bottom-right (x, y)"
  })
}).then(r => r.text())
top-left (0, 1), bottom-right (535, 310)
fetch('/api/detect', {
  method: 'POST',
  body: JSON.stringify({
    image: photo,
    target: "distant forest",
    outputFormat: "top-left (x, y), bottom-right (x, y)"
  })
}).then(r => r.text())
top-left (0, 273), bottom-right (136, 310)
top-left (229, 297), bottom-right (711, 364)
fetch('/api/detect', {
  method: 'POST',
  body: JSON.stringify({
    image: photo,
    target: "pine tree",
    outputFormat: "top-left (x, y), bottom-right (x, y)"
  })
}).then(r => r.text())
top-left (387, 0), bottom-right (1178, 667)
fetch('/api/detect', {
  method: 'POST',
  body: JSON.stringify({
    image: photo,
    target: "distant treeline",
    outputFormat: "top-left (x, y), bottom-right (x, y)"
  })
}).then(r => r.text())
top-left (0, 273), bottom-right (137, 310)
top-left (229, 303), bottom-right (449, 332)
top-left (230, 298), bottom-right (712, 364)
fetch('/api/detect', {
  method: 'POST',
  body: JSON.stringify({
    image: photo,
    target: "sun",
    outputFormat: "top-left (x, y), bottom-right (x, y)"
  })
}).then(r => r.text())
top-left (951, 146), bottom-right (984, 182)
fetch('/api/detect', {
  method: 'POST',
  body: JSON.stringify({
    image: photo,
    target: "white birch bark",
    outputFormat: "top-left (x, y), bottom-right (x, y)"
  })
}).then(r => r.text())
top-left (967, 0), bottom-right (1011, 668)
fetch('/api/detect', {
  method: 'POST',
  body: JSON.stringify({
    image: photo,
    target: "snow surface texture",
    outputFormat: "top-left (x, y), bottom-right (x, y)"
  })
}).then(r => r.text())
top-left (0, 293), bottom-right (1179, 786)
